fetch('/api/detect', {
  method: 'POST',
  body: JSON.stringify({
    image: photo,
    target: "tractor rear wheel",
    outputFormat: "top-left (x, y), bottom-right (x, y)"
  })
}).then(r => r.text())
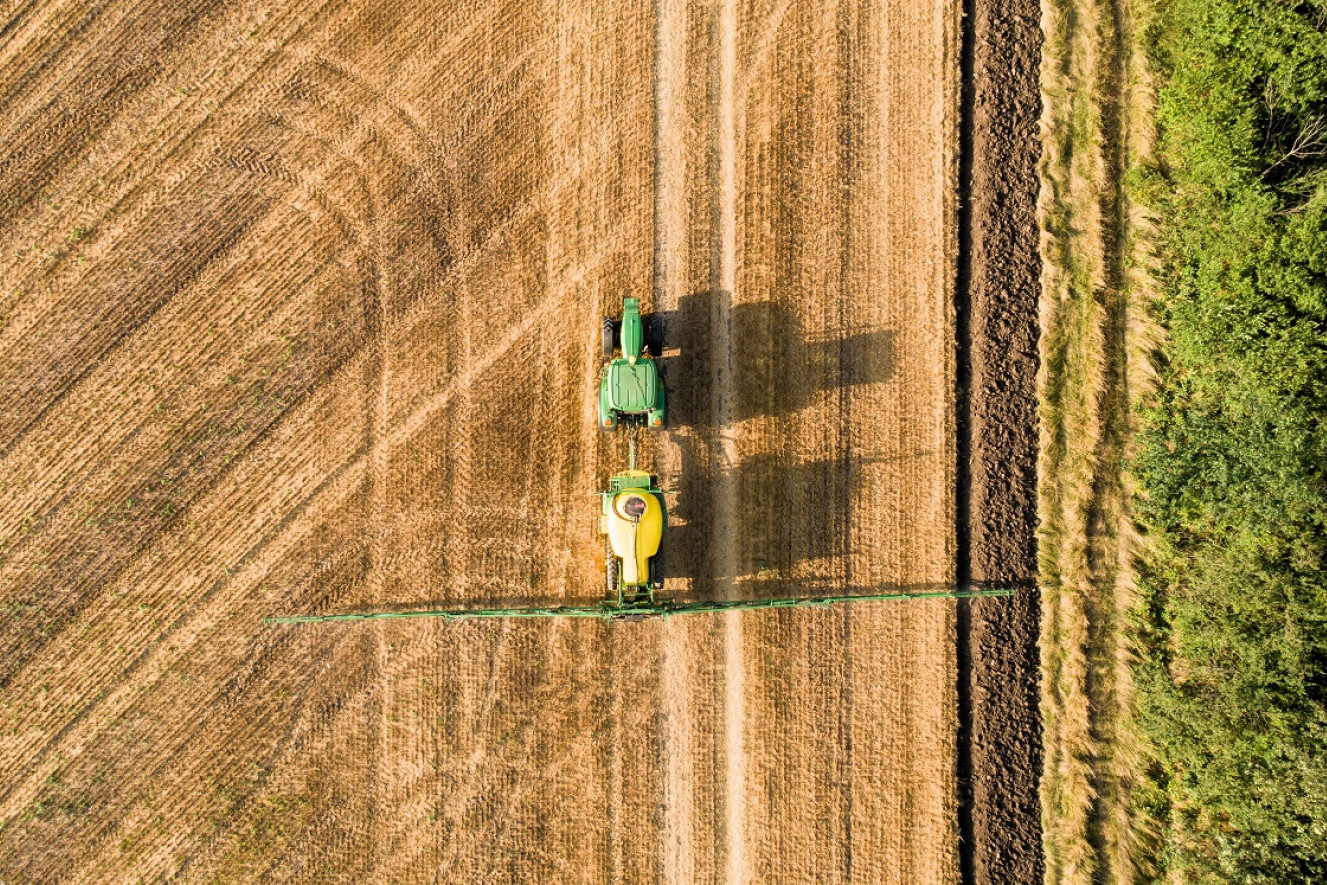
top-left (601, 317), bottom-right (615, 358)
top-left (647, 315), bottom-right (664, 357)
top-left (606, 539), bottom-right (618, 596)
top-left (651, 549), bottom-right (664, 591)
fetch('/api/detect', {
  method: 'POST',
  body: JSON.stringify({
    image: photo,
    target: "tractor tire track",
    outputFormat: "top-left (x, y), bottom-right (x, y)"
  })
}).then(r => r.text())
top-left (652, 0), bottom-right (699, 876)
top-left (707, 3), bottom-right (750, 881)
top-left (0, 1), bottom-right (334, 450)
top-left (0, 208), bottom-right (367, 691)
top-left (0, 387), bottom-right (371, 812)
top-left (0, 0), bottom-right (228, 214)
top-left (0, 34), bottom-right (456, 692)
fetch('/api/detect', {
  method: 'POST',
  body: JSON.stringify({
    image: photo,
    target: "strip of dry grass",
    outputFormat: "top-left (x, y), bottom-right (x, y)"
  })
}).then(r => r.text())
top-left (1036, 0), bottom-right (1161, 881)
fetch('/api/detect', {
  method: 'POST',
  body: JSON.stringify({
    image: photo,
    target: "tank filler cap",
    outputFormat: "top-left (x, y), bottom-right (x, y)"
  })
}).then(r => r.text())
top-left (617, 494), bottom-right (647, 522)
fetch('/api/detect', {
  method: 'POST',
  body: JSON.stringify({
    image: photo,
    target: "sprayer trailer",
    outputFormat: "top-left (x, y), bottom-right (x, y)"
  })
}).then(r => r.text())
top-left (599, 468), bottom-right (667, 600)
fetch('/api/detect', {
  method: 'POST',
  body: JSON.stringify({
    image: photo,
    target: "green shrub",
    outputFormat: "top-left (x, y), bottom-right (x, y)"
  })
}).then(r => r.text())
top-left (1135, 0), bottom-right (1327, 881)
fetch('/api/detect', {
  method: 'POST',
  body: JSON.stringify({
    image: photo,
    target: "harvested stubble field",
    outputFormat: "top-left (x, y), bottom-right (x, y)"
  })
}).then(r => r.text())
top-left (0, 0), bottom-right (1038, 882)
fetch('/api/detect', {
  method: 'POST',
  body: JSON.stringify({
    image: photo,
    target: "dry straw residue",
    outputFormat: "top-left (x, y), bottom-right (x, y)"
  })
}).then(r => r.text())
top-left (1036, 0), bottom-right (1162, 880)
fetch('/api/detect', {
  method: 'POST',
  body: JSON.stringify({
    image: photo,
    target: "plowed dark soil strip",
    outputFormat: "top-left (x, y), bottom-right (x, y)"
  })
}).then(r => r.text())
top-left (961, 0), bottom-right (1043, 882)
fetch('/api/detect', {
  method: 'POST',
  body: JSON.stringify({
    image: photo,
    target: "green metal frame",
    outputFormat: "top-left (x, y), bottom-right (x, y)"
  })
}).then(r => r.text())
top-left (264, 586), bottom-right (1013, 625)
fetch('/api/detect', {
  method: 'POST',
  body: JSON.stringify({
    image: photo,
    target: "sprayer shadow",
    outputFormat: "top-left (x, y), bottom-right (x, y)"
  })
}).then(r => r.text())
top-left (644, 289), bottom-right (900, 596)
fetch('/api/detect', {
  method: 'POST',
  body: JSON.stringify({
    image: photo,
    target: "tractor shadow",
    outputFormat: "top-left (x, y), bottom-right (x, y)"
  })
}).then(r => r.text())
top-left (652, 291), bottom-right (894, 427)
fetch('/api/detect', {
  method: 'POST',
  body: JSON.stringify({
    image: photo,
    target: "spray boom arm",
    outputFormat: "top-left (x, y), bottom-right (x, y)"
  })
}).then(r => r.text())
top-left (264, 586), bottom-right (1014, 625)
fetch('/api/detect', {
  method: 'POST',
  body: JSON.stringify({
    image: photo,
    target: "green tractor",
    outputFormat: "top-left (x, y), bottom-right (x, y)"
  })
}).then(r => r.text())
top-left (598, 297), bottom-right (666, 431)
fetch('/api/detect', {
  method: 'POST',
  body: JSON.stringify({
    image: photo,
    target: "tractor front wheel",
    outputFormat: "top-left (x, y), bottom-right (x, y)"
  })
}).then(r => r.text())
top-left (602, 317), bottom-right (615, 358)
top-left (606, 539), bottom-right (618, 596)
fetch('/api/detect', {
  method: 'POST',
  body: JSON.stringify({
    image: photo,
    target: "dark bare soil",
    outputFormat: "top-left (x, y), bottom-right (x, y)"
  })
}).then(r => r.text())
top-left (962, 0), bottom-right (1043, 882)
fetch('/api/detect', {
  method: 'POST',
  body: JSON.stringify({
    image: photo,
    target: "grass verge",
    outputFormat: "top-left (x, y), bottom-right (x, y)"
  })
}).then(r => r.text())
top-left (1036, 0), bottom-right (1160, 880)
top-left (1042, 0), bottom-right (1327, 881)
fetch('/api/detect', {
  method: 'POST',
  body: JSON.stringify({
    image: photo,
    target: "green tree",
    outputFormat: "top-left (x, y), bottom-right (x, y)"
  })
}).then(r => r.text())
top-left (1135, 0), bottom-right (1327, 880)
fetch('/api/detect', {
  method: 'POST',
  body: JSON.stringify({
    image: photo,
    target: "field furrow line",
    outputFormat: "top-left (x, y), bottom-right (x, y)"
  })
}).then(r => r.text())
top-left (0, 221), bottom-right (350, 572)
top-left (0, 1), bottom-right (104, 122)
top-left (0, 187), bottom-right (284, 466)
top-left (0, 329), bottom-right (368, 697)
top-left (0, 239), bottom-right (351, 693)
top-left (68, 621), bottom-right (371, 881)
top-left (0, 99), bottom-right (430, 554)
top-left (159, 657), bottom-right (375, 880)
top-left (0, 0), bottom-right (226, 204)
top-left (0, 477), bottom-right (366, 865)
top-left (0, 446), bottom-right (369, 824)
top-left (0, 3), bottom-right (338, 456)
top-left (0, 0), bottom-right (326, 291)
